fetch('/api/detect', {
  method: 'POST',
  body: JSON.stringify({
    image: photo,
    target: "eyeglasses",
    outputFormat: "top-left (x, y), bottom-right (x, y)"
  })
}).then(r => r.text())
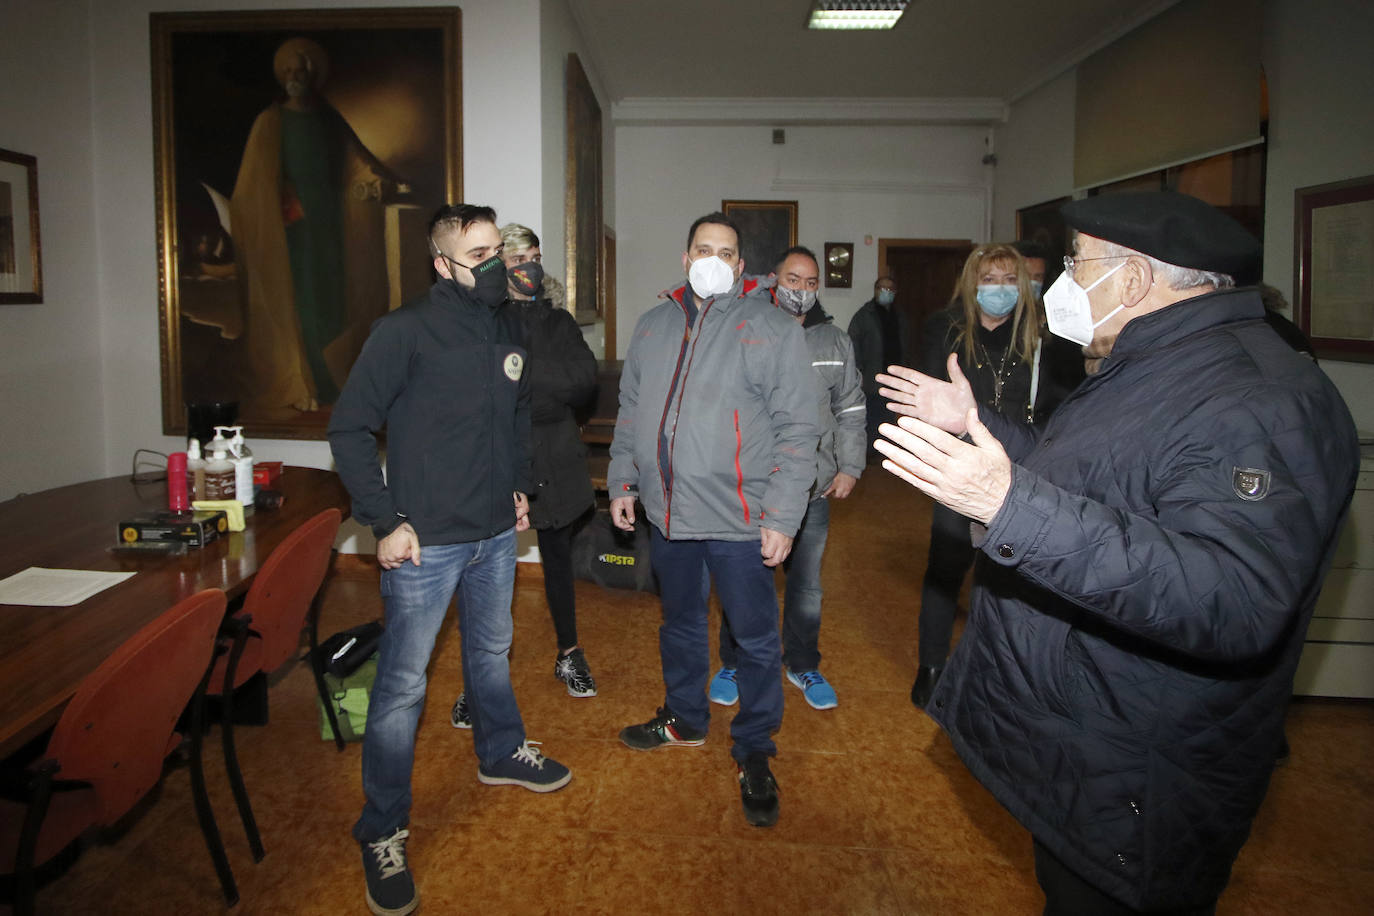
top-left (1062, 254), bottom-right (1127, 278)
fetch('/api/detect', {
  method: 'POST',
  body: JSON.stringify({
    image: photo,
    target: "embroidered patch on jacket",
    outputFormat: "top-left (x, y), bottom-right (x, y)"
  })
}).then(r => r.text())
top-left (504, 352), bottom-right (524, 381)
top-left (1232, 467), bottom-right (1271, 501)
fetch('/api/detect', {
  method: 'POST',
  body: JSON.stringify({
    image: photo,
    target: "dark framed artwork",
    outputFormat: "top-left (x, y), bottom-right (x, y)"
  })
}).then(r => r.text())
top-left (0, 148), bottom-right (42, 305)
top-left (1294, 173), bottom-right (1374, 362)
top-left (565, 53), bottom-right (603, 324)
top-left (823, 242), bottom-right (853, 288)
top-left (721, 200), bottom-right (797, 277)
top-left (151, 8), bottom-right (462, 440)
top-left (1016, 196), bottom-right (1072, 283)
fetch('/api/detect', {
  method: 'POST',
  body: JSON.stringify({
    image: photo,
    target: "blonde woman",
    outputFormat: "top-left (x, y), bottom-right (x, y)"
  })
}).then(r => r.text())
top-left (909, 243), bottom-right (1078, 708)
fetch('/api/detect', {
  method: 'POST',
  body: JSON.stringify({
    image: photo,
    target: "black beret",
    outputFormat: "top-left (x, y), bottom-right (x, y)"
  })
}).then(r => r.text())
top-left (1060, 191), bottom-right (1260, 280)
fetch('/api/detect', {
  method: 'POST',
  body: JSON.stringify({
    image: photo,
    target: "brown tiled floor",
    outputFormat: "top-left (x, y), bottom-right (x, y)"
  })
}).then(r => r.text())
top-left (25, 472), bottom-right (1374, 914)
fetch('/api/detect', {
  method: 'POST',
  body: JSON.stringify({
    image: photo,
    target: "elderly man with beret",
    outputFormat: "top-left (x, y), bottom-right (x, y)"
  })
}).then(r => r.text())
top-left (876, 191), bottom-right (1359, 915)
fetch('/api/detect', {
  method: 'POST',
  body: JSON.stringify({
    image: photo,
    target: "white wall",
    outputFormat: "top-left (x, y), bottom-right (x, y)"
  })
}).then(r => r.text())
top-left (0, 0), bottom-right (105, 500)
top-left (1261, 0), bottom-right (1374, 432)
top-left (991, 69), bottom-right (1076, 241)
top-left (993, 0), bottom-right (1373, 431)
top-left (612, 123), bottom-right (991, 354)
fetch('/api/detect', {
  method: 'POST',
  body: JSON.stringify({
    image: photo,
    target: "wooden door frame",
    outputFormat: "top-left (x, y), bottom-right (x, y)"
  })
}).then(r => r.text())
top-left (877, 237), bottom-right (975, 278)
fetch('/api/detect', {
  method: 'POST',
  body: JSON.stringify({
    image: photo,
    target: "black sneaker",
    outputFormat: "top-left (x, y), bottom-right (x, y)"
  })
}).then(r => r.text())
top-left (619, 706), bottom-right (707, 750)
top-left (477, 740), bottom-right (572, 792)
top-left (554, 647), bottom-right (598, 697)
top-left (450, 692), bottom-right (471, 729)
top-left (738, 754), bottom-right (779, 827)
top-left (361, 827), bottom-right (418, 916)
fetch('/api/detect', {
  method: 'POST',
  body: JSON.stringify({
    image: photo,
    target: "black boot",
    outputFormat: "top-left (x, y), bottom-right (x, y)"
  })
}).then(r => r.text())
top-left (910, 666), bottom-right (943, 709)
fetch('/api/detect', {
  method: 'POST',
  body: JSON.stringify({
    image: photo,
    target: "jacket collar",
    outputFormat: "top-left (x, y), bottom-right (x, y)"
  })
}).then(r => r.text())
top-left (1108, 286), bottom-right (1264, 360)
top-left (662, 274), bottom-right (763, 312)
top-left (802, 301), bottom-right (831, 329)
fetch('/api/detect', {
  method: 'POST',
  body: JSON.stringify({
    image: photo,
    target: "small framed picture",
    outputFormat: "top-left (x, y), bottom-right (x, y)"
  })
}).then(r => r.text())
top-left (0, 148), bottom-right (42, 305)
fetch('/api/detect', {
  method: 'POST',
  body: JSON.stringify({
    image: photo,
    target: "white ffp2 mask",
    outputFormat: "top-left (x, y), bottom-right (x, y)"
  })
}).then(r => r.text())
top-left (688, 255), bottom-right (736, 299)
top-left (1043, 261), bottom-right (1126, 346)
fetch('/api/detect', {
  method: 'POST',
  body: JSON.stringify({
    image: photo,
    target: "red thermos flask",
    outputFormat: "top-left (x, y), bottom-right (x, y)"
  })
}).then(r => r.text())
top-left (167, 451), bottom-right (189, 512)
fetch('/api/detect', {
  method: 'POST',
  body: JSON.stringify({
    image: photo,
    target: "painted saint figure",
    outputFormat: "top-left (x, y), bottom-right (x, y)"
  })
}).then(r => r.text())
top-left (230, 37), bottom-right (406, 417)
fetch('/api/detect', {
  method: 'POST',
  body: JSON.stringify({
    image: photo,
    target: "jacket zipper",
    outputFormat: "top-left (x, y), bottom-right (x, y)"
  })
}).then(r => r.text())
top-left (733, 408), bottom-right (750, 524)
top-left (657, 296), bottom-right (711, 538)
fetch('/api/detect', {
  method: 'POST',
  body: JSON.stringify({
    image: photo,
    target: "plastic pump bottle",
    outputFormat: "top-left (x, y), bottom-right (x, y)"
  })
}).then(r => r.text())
top-left (186, 437), bottom-right (207, 502)
top-left (228, 426), bottom-right (254, 505)
top-left (205, 426), bottom-right (236, 501)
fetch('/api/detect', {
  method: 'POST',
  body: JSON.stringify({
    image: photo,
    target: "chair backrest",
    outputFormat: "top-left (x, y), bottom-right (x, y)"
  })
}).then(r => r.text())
top-left (45, 588), bottom-right (226, 825)
top-left (240, 508), bottom-right (342, 674)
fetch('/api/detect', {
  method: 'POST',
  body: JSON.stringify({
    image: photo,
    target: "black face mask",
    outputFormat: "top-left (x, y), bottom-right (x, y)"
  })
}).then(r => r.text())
top-left (447, 254), bottom-right (508, 308)
top-left (508, 260), bottom-right (545, 298)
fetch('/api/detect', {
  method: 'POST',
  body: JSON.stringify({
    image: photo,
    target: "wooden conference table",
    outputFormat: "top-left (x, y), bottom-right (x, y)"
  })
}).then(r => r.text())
top-left (0, 467), bottom-right (351, 758)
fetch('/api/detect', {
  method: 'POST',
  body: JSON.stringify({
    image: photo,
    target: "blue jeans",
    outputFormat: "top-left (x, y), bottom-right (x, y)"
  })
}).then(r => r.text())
top-left (353, 527), bottom-right (524, 843)
top-left (650, 527), bottom-right (782, 763)
top-left (720, 497), bottom-right (830, 672)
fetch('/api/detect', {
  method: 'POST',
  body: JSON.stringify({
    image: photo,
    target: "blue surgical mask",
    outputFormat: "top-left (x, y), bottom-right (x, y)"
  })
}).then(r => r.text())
top-left (1030, 280), bottom-right (1044, 299)
top-left (876, 289), bottom-right (895, 307)
top-left (976, 284), bottom-right (1019, 317)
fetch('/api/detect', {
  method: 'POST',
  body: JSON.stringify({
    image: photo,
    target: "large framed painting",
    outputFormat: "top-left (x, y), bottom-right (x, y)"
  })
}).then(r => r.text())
top-left (1294, 173), bottom-right (1374, 363)
top-left (721, 200), bottom-right (797, 277)
top-left (565, 53), bottom-right (602, 324)
top-left (0, 148), bottom-right (42, 305)
top-left (151, 8), bottom-right (462, 440)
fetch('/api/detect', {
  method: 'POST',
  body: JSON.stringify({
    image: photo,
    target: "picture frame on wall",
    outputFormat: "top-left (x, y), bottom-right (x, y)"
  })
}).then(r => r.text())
top-left (721, 200), bottom-right (798, 278)
top-left (565, 53), bottom-right (603, 325)
top-left (150, 8), bottom-right (462, 440)
top-left (0, 148), bottom-right (42, 305)
top-left (1016, 195), bottom-right (1072, 264)
top-left (1294, 173), bottom-right (1374, 363)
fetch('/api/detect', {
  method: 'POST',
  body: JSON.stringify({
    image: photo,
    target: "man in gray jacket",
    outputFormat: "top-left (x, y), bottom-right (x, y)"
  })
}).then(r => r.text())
top-left (610, 212), bottom-right (819, 827)
top-left (712, 246), bottom-right (866, 711)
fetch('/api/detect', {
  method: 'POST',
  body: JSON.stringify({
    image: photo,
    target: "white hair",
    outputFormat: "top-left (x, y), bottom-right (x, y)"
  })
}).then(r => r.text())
top-left (1098, 239), bottom-right (1234, 292)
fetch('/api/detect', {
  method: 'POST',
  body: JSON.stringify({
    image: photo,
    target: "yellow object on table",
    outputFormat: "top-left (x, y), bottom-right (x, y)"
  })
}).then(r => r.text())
top-left (193, 500), bottom-right (245, 532)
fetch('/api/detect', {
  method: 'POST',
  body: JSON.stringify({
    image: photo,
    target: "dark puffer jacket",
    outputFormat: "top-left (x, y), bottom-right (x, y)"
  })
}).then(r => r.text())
top-left (929, 287), bottom-right (1359, 910)
top-left (518, 297), bottom-right (597, 530)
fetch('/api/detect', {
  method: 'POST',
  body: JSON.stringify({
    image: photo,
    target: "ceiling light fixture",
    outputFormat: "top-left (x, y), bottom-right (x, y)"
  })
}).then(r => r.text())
top-left (807, 1), bottom-right (909, 31)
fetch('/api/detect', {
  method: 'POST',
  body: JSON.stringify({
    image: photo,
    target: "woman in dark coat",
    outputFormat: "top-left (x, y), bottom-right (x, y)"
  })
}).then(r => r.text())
top-left (911, 243), bottom-right (1082, 707)
top-left (452, 223), bottom-right (599, 728)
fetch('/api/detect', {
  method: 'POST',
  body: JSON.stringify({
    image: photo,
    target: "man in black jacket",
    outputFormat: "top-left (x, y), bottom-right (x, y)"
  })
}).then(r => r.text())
top-left (328, 204), bottom-right (571, 916)
top-left (875, 192), bottom-right (1359, 914)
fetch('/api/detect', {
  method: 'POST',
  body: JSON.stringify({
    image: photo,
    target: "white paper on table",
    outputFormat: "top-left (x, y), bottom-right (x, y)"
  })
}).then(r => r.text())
top-left (0, 567), bottom-right (138, 607)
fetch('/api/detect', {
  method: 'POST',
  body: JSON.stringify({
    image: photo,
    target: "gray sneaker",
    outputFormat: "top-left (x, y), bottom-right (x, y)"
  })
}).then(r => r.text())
top-left (362, 827), bottom-right (418, 916)
top-left (450, 692), bottom-right (471, 729)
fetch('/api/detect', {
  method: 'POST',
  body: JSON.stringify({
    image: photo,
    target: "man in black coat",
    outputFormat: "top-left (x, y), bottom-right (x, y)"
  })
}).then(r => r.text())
top-left (875, 192), bottom-right (1359, 914)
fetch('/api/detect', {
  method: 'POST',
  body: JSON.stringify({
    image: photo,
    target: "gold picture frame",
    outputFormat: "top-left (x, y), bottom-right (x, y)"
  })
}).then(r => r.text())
top-left (0, 148), bottom-right (42, 305)
top-left (151, 8), bottom-right (462, 440)
top-left (565, 53), bottom-right (603, 324)
top-left (721, 200), bottom-right (798, 276)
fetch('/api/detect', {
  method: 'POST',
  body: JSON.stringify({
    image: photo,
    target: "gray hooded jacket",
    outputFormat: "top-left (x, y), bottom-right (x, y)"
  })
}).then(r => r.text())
top-left (608, 275), bottom-right (820, 540)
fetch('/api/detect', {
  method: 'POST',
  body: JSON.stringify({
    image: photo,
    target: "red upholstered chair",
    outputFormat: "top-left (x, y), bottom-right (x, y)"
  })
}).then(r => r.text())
top-left (0, 588), bottom-right (238, 914)
top-left (209, 507), bottom-right (342, 861)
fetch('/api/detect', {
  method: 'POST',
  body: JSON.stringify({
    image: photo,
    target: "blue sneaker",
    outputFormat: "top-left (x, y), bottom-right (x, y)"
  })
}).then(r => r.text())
top-left (786, 669), bottom-right (838, 710)
top-left (708, 667), bottom-right (739, 706)
top-left (477, 740), bottom-right (571, 792)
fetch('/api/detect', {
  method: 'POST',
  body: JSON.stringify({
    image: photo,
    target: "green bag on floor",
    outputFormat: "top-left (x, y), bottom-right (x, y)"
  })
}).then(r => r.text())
top-left (318, 654), bottom-right (378, 742)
